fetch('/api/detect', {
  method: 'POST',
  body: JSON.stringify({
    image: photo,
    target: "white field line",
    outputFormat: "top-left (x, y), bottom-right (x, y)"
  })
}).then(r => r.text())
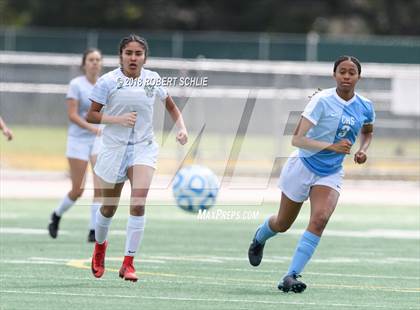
top-left (0, 258), bottom-right (419, 294)
top-left (1, 258), bottom-right (418, 281)
top-left (23, 257), bottom-right (420, 278)
top-left (0, 273), bottom-right (273, 288)
top-left (1, 254), bottom-right (419, 269)
top-left (319, 229), bottom-right (420, 239)
top-left (0, 259), bottom-right (165, 265)
top-left (1, 272), bottom-right (418, 293)
top-left (0, 273), bottom-right (275, 289)
top-left (225, 268), bottom-right (420, 280)
top-left (0, 260), bottom-right (63, 265)
top-left (1, 275), bottom-right (419, 295)
top-left (1, 227), bottom-right (419, 240)
top-left (118, 254), bottom-right (420, 265)
top-left (146, 254), bottom-right (420, 265)
top-left (0, 228), bottom-right (69, 235)
top-left (63, 254), bottom-right (420, 265)
top-left (2, 273), bottom-right (419, 291)
top-left (30, 257), bottom-right (74, 262)
top-left (0, 289), bottom-right (413, 308)
top-left (29, 256), bottom-right (167, 264)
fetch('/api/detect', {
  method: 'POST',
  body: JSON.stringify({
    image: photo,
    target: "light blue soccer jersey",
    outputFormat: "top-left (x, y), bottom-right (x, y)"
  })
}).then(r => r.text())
top-left (299, 88), bottom-right (375, 176)
top-left (67, 76), bottom-right (98, 139)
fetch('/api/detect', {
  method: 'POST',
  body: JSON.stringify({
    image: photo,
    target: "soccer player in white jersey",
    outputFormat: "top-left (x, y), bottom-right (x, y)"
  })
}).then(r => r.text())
top-left (86, 34), bottom-right (188, 282)
top-left (248, 56), bottom-right (375, 293)
top-left (48, 49), bottom-right (103, 242)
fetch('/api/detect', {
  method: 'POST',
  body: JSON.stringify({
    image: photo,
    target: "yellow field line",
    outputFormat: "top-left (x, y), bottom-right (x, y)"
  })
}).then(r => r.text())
top-left (67, 258), bottom-right (178, 278)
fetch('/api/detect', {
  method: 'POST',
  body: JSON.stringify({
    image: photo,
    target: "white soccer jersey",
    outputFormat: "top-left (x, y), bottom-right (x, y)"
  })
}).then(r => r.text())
top-left (66, 75), bottom-right (98, 139)
top-left (89, 68), bottom-right (168, 147)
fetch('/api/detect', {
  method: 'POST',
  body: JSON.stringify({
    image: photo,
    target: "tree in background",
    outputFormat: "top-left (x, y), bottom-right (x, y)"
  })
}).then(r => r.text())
top-left (0, 0), bottom-right (419, 35)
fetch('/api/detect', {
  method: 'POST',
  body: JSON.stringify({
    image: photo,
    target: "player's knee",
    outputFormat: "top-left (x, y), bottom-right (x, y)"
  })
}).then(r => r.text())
top-left (93, 189), bottom-right (101, 198)
top-left (70, 189), bottom-right (84, 199)
top-left (130, 205), bottom-right (145, 216)
top-left (309, 215), bottom-right (329, 232)
top-left (271, 219), bottom-right (292, 233)
top-left (130, 195), bottom-right (147, 209)
top-left (277, 224), bottom-right (291, 233)
top-left (101, 205), bottom-right (117, 217)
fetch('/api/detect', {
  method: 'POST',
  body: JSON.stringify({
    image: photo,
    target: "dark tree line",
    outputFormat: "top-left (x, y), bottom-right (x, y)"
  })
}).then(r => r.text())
top-left (1, 0), bottom-right (419, 35)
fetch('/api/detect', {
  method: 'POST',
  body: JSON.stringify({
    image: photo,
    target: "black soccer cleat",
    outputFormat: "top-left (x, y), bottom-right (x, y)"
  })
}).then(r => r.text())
top-left (48, 212), bottom-right (61, 239)
top-left (248, 231), bottom-right (265, 266)
top-left (87, 229), bottom-right (95, 242)
top-left (278, 274), bottom-right (307, 293)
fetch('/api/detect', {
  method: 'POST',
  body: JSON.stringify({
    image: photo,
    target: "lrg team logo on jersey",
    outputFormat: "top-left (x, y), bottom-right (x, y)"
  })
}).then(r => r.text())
top-left (337, 115), bottom-right (355, 138)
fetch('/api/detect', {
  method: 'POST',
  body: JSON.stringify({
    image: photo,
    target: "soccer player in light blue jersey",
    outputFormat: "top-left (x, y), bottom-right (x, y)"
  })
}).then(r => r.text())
top-left (248, 56), bottom-right (375, 293)
top-left (48, 49), bottom-right (103, 242)
top-left (87, 34), bottom-right (188, 282)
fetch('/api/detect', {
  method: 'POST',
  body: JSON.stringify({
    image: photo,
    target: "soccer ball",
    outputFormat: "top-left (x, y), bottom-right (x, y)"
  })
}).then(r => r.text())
top-left (172, 165), bottom-right (219, 213)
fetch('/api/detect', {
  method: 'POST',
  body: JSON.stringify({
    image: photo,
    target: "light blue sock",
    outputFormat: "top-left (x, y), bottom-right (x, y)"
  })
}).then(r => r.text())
top-left (255, 217), bottom-right (277, 244)
top-left (286, 230), bottom-right (320, 277)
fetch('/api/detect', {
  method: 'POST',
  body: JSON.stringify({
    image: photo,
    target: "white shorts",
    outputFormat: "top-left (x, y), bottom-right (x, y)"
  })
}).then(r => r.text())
top-left (94, 140), bottom-right (158, 184)
top-left (278, 152), bottom-right (344, 203)
top-left (66, 135), bottom-right (102, 161)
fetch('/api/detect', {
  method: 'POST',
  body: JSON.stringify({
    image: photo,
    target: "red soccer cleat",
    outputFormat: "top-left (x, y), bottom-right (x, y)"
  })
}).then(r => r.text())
top-left (119, 256), bottom-right (138, 282)
top-left (91, 241), bottom-right (107, 278)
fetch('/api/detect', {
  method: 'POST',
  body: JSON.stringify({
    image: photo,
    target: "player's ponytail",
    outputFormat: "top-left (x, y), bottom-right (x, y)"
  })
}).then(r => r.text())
top-left (308, 88), bottom-right (322, 100)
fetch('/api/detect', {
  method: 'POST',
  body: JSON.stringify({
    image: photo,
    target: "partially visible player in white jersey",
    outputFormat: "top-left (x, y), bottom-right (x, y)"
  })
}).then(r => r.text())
top-left (87, 34), bottom-right (188, 282)
top-left (248, 56), bottom-right (375, 293)
top-left (48, 48), bottom-right (103, 242)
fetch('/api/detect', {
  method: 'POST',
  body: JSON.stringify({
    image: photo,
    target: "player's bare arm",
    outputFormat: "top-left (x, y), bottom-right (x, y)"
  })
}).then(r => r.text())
top-left (87, 101), bottom-right (137, 127)
top-left (354, 123), bottom-right (373, 164)
top-left (292, 117), bottom-right (351, 154)
top-left (164, 95), bottom-right (188, 145)
top-left (67, 98), bottom-right (100, 134)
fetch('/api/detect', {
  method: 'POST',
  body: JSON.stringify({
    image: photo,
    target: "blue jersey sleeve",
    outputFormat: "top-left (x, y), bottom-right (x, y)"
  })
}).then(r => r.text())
top-left (364, 102), bottom-right (375, 125)
top-left (89, 75), bottom-right (109, 105)
top-left (301, 93), bottom-right (324, 125)
top-left (66, 79), bottom-right (80, 100)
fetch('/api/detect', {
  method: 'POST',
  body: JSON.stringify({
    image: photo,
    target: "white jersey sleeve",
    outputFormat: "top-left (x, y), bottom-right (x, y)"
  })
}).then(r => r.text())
top-left (153, 72), bottom-right (168, 101)
top-left (89, 75), bottom-right (110, 105)
top-left (301, 91), bottom-right (325, 125)
top-left (66, 78), bottom-right (80, 100)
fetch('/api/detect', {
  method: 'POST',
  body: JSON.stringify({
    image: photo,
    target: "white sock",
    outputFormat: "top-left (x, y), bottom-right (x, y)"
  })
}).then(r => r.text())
top-left (95, 209), bottom-right (112, 244)
top-left (124, 215), bottom-right (145, 257)
top-left (54, 195), bottom-right (76, 217)
top-left (89, 202), bottom-right (101, 230)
